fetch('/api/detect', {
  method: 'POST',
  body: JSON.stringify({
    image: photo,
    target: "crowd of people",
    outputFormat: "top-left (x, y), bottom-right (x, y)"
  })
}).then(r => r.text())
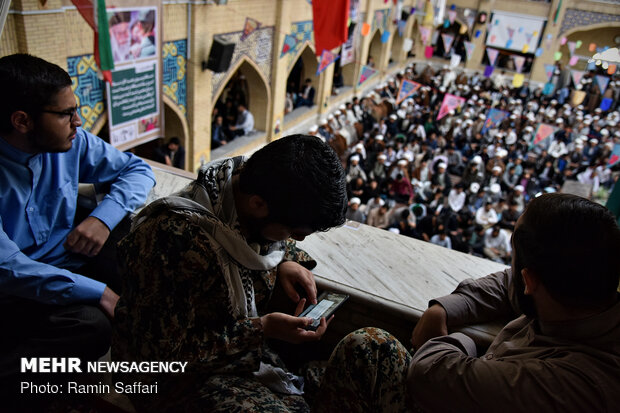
top-left (308, 62), bottom-right (619, 264)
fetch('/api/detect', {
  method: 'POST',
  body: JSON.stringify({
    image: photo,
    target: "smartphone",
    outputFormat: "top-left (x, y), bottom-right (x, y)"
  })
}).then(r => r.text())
top-left (298, 291), bottom-right (349, 331)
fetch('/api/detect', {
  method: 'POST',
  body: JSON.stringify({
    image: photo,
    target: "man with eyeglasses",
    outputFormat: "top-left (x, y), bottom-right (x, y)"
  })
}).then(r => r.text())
top-left (0, 54), bottom-right (155, 398)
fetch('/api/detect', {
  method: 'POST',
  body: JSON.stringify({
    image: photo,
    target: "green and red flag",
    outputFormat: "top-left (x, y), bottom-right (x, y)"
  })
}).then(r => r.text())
top-left (71, 0), bottom-right (114, 83)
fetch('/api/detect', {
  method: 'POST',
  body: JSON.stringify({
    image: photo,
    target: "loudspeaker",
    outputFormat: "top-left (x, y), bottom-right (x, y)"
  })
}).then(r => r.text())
top-left (203, 37), bottom-right (235, 73)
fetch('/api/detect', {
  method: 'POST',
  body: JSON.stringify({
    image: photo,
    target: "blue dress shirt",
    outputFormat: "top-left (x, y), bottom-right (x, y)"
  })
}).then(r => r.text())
top-left (0, 128), bottom-right (155, 305)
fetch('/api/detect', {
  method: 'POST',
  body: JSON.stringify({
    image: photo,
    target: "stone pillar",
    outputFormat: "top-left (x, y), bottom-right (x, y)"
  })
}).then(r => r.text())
top-left (530, 0), bottom-right (566, 83)
top-left (185, 4), bottom-right (213, 169)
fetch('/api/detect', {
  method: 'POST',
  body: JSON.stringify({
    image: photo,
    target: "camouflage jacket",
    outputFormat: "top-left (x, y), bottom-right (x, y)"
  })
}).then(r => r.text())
top-left (112, 207), bottom-right (316, 378)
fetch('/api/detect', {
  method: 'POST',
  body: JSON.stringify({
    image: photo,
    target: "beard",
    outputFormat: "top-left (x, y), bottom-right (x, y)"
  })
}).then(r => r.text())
top-left (512, 253), bottom-right (538, 319)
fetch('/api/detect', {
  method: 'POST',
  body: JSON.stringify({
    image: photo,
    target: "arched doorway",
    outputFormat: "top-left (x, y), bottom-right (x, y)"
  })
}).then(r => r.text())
top-left (286, 45), bottom-right (319, 112)
top-left (368, 30), bottom-right (383, 69)
top-left (391, 29), bottom-right (404, 64)
top-left (211, 58), bottom-right (270, 148)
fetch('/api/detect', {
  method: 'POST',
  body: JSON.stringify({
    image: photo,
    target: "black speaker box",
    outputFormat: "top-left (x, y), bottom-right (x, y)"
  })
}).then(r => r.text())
top-left (204, 37), bottom-right (235, 73)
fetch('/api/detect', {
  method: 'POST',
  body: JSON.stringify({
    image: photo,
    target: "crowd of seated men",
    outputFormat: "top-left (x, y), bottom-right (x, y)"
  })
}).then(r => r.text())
top-left (308, 62), bottom-right (619, 264)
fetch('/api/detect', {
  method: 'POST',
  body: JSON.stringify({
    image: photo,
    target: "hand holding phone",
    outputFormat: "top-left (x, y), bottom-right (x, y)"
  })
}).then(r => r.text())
top-left (298, 291), bottom-right (349, 331)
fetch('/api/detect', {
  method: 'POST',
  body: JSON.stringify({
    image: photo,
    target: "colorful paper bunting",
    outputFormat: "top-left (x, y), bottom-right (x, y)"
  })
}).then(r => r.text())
top-left (595, 75), bottom-right (610, 94)
top-left (357, 65), bottom-right (378, 87)
top-left (481, 108), bottom-right (509, 135)
top-left (532, 123), bottom-right (555, 148)
top-left (463, 41), bottom-right (475, 61)
top-left (609, 64), bottom-right (617, 75)
top-left (560, 37), bottom-right (567, 45)
top-left (316, 50), bottom-right (338, 75)
top-left (437, 94), bottom-right (466, 120)
top-left (450, 53), bottom-right (461, 67)
top-left (506, 39), bottom-right (513, 49)
top-left (241, 17), bottom-right (261, 41)
top-left (486, 48), bottom-right (499, 66)
top-left (424, 45), bottom-right (434, 59)
top-left (280, 34), bottom-right (298, 57)
top-left (544, 64), bottom-right (555, 80)
top-left (535, 47), bottom-right (543, 57)
top-left (448, 10), bottom-right (456, 24)
top-left (575, 40), bottom-right (582, 49)
top-left (570, 70), bottom-right (584, 86)
top-left (608, 144), bottom-right (620, 169)
top-left (571, 90), bottom-right (586, 106)
top-left (512, 73), bottom-right (524, 88)
top-left (397, 20), bottom-right (407, 36)
top-left (361, 22), bottom-right (370, 36)
top-left (396, 79), bottom-right (422, 104)
top-left (475, 30), bottom-right (481, 38)
top-left (554, 51), bottom-right (562, 61)
top-left (419, 26), bottom-right (431, 45)
top-left (588, 43), bottom-right (596, 52)
top-left (403, 38), bottom-right (413, 52)
top-left (381, 30), bottom-right (391, 43)
top-left (524, 32), bottom-right (533, 44)
top-left (513, 55), bottom-right (525, 73)
top-left (441, 33), bottom-right (454, 52)
top-left (506, 27), bottom-right (515, 39)
top-left (600, 97), bottom-right (613, 112)
top-left (543, 82), bottom-right (555, 96)
top-left (466, 16), bottom-right (475, 29)
top-left (484, 65), bottom-right (494, 78)
top-left (567, 41), bottom-right (576, 56)
top-left (522, 44), bottom-right (529, 54)
top-left (568, 55), bottom-right (578, 66)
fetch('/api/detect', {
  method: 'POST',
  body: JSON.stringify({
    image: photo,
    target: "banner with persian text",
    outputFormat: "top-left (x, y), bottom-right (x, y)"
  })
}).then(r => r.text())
top-left (105, 0), bottom-right (162, 150)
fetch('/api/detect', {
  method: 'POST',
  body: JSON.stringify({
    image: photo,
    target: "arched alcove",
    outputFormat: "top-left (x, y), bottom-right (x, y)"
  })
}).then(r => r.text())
top-left (212, 57), bottom-right (270, 138)
top-left (391, 29), bottom-right (404, 64)
top-left (286, 44), bottom-right (319, 109)
top-left (368, 30), bottom-right (383, 69)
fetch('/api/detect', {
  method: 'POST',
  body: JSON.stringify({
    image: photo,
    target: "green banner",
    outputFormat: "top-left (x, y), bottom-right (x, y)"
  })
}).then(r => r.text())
top-left (109, 64), bottom-right (157, 126)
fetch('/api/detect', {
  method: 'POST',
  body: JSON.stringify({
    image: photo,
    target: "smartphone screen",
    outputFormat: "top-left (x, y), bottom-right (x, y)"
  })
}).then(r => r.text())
top-left (298, 291), bottom-right (349, 330)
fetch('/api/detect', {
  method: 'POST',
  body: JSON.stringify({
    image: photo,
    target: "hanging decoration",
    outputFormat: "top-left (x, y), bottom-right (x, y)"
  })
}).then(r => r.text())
top-left (396, 79), bottom-right (422, 104)
top-left (280, 34), bottom-right (298, 58)
top-left (316, 49), bottom-right (339, 75)
top-left (357, 65), bottom-right (378, 86)
top-left (437, 94), bottom-right (466, 120)
top-left (240, 17), bottom-right (261, 41)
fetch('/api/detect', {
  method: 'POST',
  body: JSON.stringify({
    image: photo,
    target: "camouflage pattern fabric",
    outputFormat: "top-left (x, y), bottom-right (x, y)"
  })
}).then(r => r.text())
top-left (314, 327), bottom-right (413, 413)
top-left (112, 207), bottom-right (316, 411)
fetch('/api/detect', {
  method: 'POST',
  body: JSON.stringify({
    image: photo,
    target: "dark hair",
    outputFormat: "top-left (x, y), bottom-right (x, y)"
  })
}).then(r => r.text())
top-left (0, 54), bottom-right (72, 133)
top-left (239, 134), bottom-right (347, 232)
top-left (513, 193), bottom-right (620, 309)
top-left (168, 137), bottom-right (181, 146)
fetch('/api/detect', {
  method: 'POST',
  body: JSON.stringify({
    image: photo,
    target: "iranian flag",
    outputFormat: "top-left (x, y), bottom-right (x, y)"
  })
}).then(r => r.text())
top-left (71, 0), bottom-right (114, 83)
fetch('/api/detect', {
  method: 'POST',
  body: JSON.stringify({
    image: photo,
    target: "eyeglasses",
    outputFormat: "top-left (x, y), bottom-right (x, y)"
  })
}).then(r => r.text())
top-left (41, 105), bottom-right (80, 121)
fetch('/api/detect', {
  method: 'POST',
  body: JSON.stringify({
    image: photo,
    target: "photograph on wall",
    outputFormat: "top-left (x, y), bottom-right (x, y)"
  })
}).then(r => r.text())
top-left (108, 7), bottom-right (158, 65)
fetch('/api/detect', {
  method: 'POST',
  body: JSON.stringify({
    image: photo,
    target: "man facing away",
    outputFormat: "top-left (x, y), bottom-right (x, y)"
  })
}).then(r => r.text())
top-left (0, 54), bottom-right (155, 395)
top-left (315, 193), bottom-right (620, 413)
top-left (113, 135), bottom-right (347, 411)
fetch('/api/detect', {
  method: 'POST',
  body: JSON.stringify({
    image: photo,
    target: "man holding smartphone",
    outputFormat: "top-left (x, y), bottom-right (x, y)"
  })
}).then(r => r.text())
top-left (114, 135), bottom-right (347, 411)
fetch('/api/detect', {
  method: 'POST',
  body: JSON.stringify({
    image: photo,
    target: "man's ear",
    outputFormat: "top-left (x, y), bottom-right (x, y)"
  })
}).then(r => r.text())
top-left (521, 268), bottom-right (540, 296)
top-left (10, 111), bottom-right (34, 134)
top-left (248, 195), bottom-right (269, 219)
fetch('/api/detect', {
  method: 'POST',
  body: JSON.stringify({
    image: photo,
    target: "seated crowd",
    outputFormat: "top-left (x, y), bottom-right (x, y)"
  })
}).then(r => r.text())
top-left (308, 62), bottom-right (619, 264)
